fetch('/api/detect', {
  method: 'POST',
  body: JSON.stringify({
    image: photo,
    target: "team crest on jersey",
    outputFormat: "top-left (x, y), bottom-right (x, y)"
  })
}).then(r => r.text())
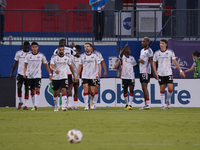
top-left (30, 55), bottom-right (32, 59)
top-left (37, 56), bottom-right (40, 59)
top-left (57, 57), bottom-right (59, 61)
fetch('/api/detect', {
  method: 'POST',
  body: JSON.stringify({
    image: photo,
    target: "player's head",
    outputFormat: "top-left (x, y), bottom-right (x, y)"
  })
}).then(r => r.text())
top-left (58, 44), bottom-right (64, 56)
top-left (31, 42), bottom-right (39, 54)
top-left (192, 50), bottom-right (200, 59)
top-left (142, 37), bottom-right (150, 48)
top-left (84, 43), bottom-right (93, 53)
top-left (160, 39), bottom-right (168, 50)
top-left (75, 45), bottom-right (81, 53)
top-left (23, 41), bottom-right (30, 52)
top-left (59, 39), bottom-right (66, 46)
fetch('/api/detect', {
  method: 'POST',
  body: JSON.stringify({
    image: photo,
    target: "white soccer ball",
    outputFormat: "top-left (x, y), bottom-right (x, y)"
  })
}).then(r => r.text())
top-left (67, 129), bottom-right (83, 144)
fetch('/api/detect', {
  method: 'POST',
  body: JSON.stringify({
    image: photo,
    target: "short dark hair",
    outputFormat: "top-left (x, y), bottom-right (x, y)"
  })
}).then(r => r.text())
top-left (59, 39), bottom-right (66, 45)
top-left (58, 44), bottom-right (64, 48)
top-left (75, 45), bottom-right (81, 50)
top-left (143, 37), bottom-right (150, 42)
top-left (192, 50), bottom-right (200, 57)
top-left (160, 39), bottom-right (168, 44)
top-left (24, 41), bottom-right (30, 46)
top-left (31, 41), bottom-right (38, 46)
top-left (84, 43), bottom-right (92, 47)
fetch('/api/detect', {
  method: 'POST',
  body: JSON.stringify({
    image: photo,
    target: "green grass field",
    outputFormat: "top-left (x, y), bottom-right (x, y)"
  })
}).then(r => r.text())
top-left (0, 107), bottom-right (200, 150)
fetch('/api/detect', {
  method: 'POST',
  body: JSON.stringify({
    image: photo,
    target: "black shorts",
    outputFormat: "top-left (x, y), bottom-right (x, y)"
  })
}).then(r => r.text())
top-left (82, 79), bottom-right (96, 86)
top-left (17, 74), bottom-right (28, 86)
top-left (158, 75), bottom-right (173, 85)
top-left (122, 79), bottom-right (135, 89)
top-left (68, 74), bottom-right (73, 85)
top-left (52, 79), bottom-right (68, 91)
top-left (96, 76), bottom-right (100, 85)
top-left (28, 78), bottom-right (41, 90)
top-left (140, 73), bottom-right (150, 83)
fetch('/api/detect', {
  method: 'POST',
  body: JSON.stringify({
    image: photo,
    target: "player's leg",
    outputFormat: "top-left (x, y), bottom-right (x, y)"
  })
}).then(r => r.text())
top-left (61, 88), bottom-right (67, 111)
top-left (34, 78), bottom-right (41, 110)
top-left (16, 74), bottom-right (24, 109)
top-left (61, 79), bottom-right (68, 111)
top-left (91, 84), bottom-right (99, 109)
top-left (158, 76), bottom-right (166, 110)
top-left (67, 75), bottom-right (73, 109)
top-left (23, 79), bottom-right (29, 110)
top-left (166, 75), bottom-right (173, 109)
top-left (73, 83), bottom-right (79, 109)
top-left (127, 79), bottom-right (135, 110)
top-left (82, 79), bottom-right (89, 110)
top-left (89, 80), bottom-right (96, 109)
top-left (52, 80), bottom-right (60, 111)
top-left (28, 79), bottom-right (36, 110)
top-left (139, 73), bottom-right (150, 110)
top-left (122, 79), bottom-right (129, 108)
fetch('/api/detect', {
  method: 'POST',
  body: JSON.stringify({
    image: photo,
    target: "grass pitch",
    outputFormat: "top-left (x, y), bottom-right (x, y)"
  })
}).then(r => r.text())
top-left (0, 107), bottom-right (200, 150)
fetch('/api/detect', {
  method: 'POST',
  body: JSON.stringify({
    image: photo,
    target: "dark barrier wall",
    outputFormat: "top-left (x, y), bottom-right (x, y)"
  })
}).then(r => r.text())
top-left (0, 41), bottom-right (160, 78)
top-left (0, 77), bottom-right (16, 107)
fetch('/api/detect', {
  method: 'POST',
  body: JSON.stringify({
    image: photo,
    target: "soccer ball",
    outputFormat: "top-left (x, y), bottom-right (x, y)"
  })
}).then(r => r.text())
top-left (67, 129), bottom-right (83, 143)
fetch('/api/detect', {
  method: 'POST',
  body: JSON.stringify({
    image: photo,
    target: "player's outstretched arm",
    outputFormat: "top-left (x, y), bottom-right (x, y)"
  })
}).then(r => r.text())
top-left (101, 60), bottom-right (107, 77)
top-left (44, 63), bottom-right (52, 80)
top-left (173, 59), bottom-right (185, 78)
top-left (10, 61), bottom-right (18, 79)
top-left (185, 65), bottom-right (195, 73)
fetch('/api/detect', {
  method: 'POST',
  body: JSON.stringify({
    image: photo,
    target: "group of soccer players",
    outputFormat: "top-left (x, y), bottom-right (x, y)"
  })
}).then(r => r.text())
top-left (118, 37), bottom-right (185, 111)
top-left (11, 37), bottom-right (185, 111)
top-left (11, 39), bottom-right (107, 111)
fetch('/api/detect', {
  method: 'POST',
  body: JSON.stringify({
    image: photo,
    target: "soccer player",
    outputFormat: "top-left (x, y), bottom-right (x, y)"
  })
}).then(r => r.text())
top-left (152, 39), bottom-right (185, 110)
top-left (23, 42), bottom-right (52, 111)
top-left (138, 37), bottom-right (154, 110)
top-left (77, 43), bottom-right (101, 110)
top-left (10, 41), bottom-right (31, 110)
top-left (120, 43), bottom-right (137, 110)
top-left (68, 44), bottom-right (82, 109)
top-left (50, 45), bottom-right (77, 111)
top-left (89, 47), bottom-right (107, 109)
top-left (53, 39), bottom-right (78, 109)
top-left (184, 50), bottom-right (200, 77)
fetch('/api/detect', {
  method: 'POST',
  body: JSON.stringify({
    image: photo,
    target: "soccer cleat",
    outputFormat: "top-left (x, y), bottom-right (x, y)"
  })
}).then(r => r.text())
top-left (31, 107), bottom-right (35, 111)
top-left (91, 104), bottom-right (96, 110)
top-left (54, 107), bottom-right (58, 111)
top-left (23, 106), bottom-right (28, 110)
top-left (125, 105), bottom-right (132, 110)
top-left (84, 107), bottom-right (89, 111)
top-left (90, 99), bottom-right (94, 109)
top-left (62, 107), bottom-right (67, 111)
top-left (17, 102), bottom-right (23, 110)
top-left (160, 106), bottom-right (165, 110)
top-left (166, 101), bottom-right (171, 109)
top-left (144, 105), bottom-right (151, 110)
top-left (34, 105), bottom-right (38, 111)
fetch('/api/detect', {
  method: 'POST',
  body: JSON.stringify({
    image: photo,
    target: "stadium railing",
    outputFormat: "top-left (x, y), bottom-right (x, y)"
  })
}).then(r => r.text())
top-left (3, 9), bottom-right (200, 46)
